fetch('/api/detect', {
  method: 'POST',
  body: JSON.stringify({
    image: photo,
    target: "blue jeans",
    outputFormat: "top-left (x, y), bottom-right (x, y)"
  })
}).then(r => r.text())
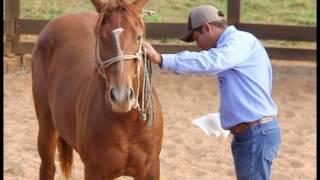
top-left (231, 119), bottom-right (281, 180)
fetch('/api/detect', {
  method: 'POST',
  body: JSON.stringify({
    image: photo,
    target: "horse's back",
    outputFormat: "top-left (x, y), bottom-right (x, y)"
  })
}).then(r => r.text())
top-left (33, 12), bottom-right (97, 66)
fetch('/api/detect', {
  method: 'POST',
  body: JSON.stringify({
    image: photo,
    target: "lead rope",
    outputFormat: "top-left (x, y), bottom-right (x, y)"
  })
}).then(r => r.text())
top-left (144, 47), bottom-right (154, 128)
top-left (137, 43), bottom-right (154, 128)
top-left (141, 47), bottom-right (154, 128)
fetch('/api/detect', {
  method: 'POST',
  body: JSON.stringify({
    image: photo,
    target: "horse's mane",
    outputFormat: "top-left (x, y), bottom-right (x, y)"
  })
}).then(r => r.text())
top-left (95, 0), bottom-right (145, 35)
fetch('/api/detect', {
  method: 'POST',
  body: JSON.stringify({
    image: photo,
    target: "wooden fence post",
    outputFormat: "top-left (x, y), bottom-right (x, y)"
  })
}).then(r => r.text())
top-left (5, 0), bottom-right (20, 54)
top-left (227, 0), bottom-right (241, 25)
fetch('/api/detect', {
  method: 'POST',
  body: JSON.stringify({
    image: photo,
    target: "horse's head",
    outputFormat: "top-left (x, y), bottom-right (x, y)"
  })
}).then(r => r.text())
top-left (92, 0), bottom-right (148, 113)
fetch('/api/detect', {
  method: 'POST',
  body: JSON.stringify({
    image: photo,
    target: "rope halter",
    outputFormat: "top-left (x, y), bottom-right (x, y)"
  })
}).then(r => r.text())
top-left (94, 32), bottom-right (154, 128)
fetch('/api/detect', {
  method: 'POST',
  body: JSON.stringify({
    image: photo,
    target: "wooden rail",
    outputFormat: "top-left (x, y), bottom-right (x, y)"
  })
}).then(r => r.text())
top-left (237, 23), bottom-right (316, 42)
top-left (4, 0), bottom-right (317, 61)
top-left (15, 20), bottom-right (317, 42)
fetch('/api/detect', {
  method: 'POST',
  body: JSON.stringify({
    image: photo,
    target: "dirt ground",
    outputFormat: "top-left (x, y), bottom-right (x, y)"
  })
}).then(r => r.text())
top-left (4, 68), bottom-right (316, 180)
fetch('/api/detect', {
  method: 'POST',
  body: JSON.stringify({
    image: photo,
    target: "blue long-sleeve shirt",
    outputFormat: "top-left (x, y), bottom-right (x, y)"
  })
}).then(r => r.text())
top-left (161, 26), bottom-right (278, 129)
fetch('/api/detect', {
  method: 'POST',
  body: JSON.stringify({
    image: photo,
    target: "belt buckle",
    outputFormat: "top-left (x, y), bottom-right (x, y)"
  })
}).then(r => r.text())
top-left (259, 116), bottom-right (275, 125)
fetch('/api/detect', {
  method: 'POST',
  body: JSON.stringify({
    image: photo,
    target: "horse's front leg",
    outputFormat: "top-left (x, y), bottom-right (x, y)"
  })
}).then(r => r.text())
top-left (84, 165), bottom-right (104, 180)
top-left (84, 160), bottom-right (123, 180)
top-left (135, 157), bottom-right (160, 180)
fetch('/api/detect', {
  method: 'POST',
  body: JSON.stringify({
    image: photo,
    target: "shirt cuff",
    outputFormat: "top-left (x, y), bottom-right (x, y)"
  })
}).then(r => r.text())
top-left (160, 54), bottom-right (177, 72)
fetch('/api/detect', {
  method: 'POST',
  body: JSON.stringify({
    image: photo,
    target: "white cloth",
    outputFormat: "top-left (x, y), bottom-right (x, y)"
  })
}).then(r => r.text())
top-left (192, 113), bottom-right (230, 138)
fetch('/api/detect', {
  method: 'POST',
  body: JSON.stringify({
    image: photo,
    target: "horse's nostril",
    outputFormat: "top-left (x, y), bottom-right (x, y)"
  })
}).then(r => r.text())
top-left (129, 88), bottom-right (134, 100)
top-left (110, 88), bottom-right (116, 102)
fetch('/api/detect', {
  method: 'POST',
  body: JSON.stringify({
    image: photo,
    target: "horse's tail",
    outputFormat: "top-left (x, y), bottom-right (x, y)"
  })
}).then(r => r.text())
top-left (57, 136), bottom-right (73, 179)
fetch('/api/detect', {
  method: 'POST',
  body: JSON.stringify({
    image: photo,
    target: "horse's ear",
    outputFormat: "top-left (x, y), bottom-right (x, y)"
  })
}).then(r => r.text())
top-left (132, 0), bottom-right (148, 13)
top-left (91, 0), bottom-right (105, 13)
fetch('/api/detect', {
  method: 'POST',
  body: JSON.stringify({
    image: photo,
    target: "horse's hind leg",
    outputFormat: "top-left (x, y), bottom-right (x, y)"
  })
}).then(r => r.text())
top-left (33, 88), bottom-right (58, 180)
top-left (33, 34), bottom-right (59, 180)
top-left (33, 83), bottom-right (58, 179)
top-left (37, 111), bottom-right (59, 180)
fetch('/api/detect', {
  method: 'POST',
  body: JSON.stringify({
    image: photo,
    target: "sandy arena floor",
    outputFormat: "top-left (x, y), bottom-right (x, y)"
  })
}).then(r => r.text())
top-left (4, 69), bottom-right (316, 180)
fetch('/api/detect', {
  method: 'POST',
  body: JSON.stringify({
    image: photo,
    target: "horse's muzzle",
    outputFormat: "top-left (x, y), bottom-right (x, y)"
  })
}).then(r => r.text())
top-left (108, 87), bottom-right (136, 113)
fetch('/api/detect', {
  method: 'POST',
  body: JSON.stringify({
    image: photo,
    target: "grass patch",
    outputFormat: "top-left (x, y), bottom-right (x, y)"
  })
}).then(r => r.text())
top-left (143, 12), bottom-right (162, 22)
top-left (16, 0), bottom-right (316, 26)
top-left (6, 0), bottom-right (316, 49)
top-left (143, 0), bottom-right (226, 22)
top-left (18, 0), bottom-right (227, 22)
top-left (242, 0), bottom-right (316, 26)
top-left (19, 0), bottom-right (95, 19)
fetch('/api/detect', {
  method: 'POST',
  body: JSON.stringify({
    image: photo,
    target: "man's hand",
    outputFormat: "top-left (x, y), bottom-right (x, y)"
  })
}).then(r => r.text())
top-left (142, 41), bottom-right (162, 65)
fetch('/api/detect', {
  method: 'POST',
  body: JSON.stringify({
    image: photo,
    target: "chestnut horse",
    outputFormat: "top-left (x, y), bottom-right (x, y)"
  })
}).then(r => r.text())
top-left (32, 0), bottom-right (163, 179)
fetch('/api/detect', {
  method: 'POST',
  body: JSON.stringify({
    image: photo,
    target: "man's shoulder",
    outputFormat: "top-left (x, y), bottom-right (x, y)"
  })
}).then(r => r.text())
top-left (218, 26), bottom-right (261, 48)
top-left (234, 28), bottom-right (257, 39)
top-left (221, 31), bottom-right (254, 46)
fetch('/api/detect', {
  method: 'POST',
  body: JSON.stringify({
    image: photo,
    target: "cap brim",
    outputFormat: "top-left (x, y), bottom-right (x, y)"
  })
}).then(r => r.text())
top-left (179, 30), bottom-right (194, 42)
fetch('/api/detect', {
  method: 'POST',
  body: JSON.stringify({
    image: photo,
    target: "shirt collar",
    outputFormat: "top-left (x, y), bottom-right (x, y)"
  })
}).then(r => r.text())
top-left (216, 25), bottom-right (237, 47)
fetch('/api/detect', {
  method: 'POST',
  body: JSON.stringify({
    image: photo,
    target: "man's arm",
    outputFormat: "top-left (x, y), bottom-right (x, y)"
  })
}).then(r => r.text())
top-left (143, 36), bottom-right (257, 75)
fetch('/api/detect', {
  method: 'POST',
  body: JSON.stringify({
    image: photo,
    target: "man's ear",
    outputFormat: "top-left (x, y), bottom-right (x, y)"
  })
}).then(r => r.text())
top-left (203, 23), bottom-right (212, 33)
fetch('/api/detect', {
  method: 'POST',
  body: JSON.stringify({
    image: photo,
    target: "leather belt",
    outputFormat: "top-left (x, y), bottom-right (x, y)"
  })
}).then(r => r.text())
top-left (230, 116), bottom-right (276, 135)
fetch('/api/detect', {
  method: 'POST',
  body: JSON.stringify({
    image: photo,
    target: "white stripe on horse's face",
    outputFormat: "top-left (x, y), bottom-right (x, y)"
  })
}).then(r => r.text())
top-left (112, 28), bottom-right (124, 56)
top-left (112, 27), bottom-right (124, 81)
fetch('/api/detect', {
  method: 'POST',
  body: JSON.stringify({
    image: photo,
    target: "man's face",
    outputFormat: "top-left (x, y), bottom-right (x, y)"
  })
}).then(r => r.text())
top-left (193, 31), bottom-right (209, 50)
top-left (192, 25), bottom-right (216, 50)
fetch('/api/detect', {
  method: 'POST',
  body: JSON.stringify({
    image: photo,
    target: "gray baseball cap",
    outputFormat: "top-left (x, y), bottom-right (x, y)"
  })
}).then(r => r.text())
top-left (180, 5), bottom-right (224, 42)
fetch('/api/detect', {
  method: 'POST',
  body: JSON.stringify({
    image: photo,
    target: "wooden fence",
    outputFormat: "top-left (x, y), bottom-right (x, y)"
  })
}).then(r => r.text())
top-left (4, 0), bottom-right (316, 61)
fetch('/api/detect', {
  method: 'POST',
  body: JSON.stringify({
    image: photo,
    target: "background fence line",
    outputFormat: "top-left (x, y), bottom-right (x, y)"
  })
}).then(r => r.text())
top-left (3, 0), bottom-right (316, 61)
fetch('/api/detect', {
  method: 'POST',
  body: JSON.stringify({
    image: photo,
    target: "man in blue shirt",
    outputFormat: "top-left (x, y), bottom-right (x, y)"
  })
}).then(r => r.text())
top-left (143, 5), bottom-right (281, 180)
